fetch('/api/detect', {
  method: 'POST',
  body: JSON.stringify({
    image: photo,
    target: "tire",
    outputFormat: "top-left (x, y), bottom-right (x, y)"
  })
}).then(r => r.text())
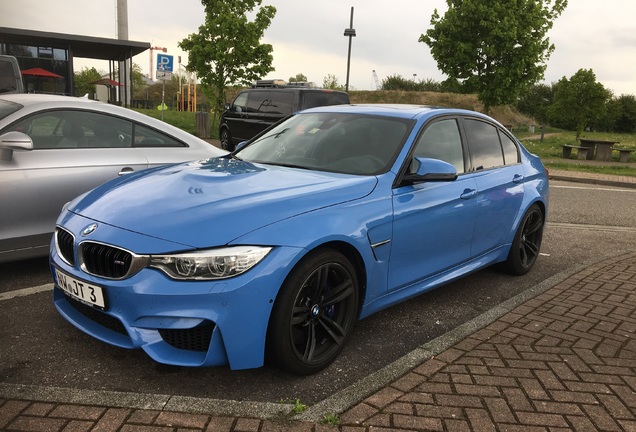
top-left (502, 204), bottom-right (544, 275)
top-left (266, 249), bottom-right (359, 375)
top-left (219, 128), bottom-right (234, 151)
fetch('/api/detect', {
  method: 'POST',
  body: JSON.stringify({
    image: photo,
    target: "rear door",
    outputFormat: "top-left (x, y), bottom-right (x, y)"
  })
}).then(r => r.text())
top-left (260, 90), bottom-right (293, 130)
top-left (462, 117), bottom-right (524, 257)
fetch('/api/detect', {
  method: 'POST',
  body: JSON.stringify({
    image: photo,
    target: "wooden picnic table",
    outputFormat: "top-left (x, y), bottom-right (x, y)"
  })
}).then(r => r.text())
top-left (577, 138), bottom-right (619, 161)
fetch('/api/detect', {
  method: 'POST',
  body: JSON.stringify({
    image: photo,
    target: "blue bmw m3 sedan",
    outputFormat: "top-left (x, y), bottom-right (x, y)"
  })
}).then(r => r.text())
top-left (50, 104), bottom-right (549, 375)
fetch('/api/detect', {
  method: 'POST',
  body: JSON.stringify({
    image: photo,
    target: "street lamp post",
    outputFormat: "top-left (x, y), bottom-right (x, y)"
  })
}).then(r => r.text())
top-left (343, 7), bottom-right (356, 92)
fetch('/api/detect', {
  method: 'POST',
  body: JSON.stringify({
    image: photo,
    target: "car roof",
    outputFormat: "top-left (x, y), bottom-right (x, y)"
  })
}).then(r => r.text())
top-left (243, 87), bottom-right (349, 94)
top-left (1, 93), bottom-right (124, 110)
top-left (0, 93), bottom-right (226, 152)
top-left (0, 94), bottom-right (202, 141)
top-left (300, 103), bottom-right (493, 121)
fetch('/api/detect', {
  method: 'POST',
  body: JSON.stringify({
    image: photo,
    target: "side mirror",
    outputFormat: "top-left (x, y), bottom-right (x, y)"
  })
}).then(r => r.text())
top-left (0, 131), bottom-right (34, 162)
top-left (224, 103), bottom-right (231, 110)
top-left (403, 157), bottom-right (458, 184)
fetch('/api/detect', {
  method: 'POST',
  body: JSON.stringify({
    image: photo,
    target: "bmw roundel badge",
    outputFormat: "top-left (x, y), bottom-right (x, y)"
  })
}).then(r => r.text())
top-left (81, 223), bottom-right (98, 236)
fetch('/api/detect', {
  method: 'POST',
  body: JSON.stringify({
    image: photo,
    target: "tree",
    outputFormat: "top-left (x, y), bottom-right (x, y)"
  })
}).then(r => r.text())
top-left (73, 67), bottom-right (102, 98)
top-left (420, 0), bottom-right (567, 112)
top-left (516, 83), bottom-right (554, 125)
top-left (289, 73), bottom-right (308, 83)
top-left (131, 63), bottom-right (145, 91)
top-left (613, 94), bottom-right (636, 133)
top-left (179, 0), bottom-right (276, 124)
top-left (547, 69), bottom-right (611, 137)
top-left (322, 74), bottom-right (346, 91)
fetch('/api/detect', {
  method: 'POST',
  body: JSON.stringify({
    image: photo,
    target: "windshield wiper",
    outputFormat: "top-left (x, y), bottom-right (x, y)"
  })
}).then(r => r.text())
top-left (258, 161), bottom-right (317, 171)
top-left (261, 128), bottom-right (290, 140)
top-left (220, 153), bottom-right (242, 160)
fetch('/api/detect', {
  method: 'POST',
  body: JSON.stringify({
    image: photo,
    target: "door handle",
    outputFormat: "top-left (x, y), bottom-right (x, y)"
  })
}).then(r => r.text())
top-left (460, 188), bottom-right (478, 200)
top-left (118, 167), bottom-right (134, 176)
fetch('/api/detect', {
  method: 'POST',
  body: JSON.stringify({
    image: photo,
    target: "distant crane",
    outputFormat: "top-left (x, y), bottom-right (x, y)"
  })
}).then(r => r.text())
top-left (372, 70), bottom-right (381, 90)
top-left (149, 47), bottom-right (167, 80)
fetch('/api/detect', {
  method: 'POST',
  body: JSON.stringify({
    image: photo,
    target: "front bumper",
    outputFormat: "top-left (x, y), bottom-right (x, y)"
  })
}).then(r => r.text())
top-left (50, 221), bottom-right (302, 370)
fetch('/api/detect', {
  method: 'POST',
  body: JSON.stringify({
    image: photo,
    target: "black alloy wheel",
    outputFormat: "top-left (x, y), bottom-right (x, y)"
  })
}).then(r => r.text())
top-left (502, 204), bottom-right (544, 275)
top-left (267, 249), bottom-right (359, 375)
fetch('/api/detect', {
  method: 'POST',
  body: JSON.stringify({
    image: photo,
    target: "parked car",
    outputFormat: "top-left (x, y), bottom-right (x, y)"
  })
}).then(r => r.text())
top-left (0, 55), bottom-right (24, 94)
top-left (51, 104), bottom-right (548, 375)
top-left (219, 79), bottom-right (350, 150)
top-left (0, 93), bottom-right (225, 263)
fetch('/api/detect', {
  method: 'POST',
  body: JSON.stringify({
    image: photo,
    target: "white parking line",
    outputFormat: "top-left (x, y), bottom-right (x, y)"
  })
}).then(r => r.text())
top-left (547, 222), bottom-right (636, 233)
top-left (0, 283), bottom-right (53, 302)
top-left (551, 184), bottom-right (636, 193)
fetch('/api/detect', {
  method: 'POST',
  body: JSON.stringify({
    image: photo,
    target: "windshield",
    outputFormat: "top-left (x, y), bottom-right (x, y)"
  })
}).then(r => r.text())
top-left (0, 99), bottom-right (21, 120)
top-left (235, 112), bottom-right (413, 175)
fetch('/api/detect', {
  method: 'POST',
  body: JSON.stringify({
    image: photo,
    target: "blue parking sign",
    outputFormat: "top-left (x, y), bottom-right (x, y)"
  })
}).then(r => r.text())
top-left (157, 54), bottom-right (174, 72)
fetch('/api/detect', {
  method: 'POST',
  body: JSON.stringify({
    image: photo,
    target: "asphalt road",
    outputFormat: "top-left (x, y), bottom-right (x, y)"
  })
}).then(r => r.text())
top-left (1, 180), bottom-right (635, 404)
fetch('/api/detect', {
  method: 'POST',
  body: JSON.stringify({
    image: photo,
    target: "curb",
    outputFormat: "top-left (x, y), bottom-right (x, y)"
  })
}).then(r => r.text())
top-left (549, 173), bottom-right (636, 189)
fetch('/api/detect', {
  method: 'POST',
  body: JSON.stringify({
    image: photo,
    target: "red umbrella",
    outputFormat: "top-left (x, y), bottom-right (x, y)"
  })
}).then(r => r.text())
top-left (21, 67), bottom-right (63, 78)
top-left (90, 78), bottom-right (123, 87)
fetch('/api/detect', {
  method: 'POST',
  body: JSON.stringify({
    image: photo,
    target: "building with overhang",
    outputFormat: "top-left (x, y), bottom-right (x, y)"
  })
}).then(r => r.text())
top-left (0, 27), bottom-right (149, 106)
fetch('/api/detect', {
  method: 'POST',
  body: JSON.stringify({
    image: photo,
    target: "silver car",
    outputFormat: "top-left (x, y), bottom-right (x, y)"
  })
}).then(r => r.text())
top-left (0, 94), bottom-right (225, 263)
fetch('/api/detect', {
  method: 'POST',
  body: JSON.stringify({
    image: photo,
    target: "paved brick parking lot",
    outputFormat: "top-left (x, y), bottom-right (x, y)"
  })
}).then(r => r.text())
top-left (2, 251), bottom-right (634, 431)
top-left (340, 252), bottom-right (636, 431)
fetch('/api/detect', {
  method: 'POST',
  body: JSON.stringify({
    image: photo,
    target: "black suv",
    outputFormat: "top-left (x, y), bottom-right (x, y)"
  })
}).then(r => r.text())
top-left (219, 80), bottom-right (350, 150)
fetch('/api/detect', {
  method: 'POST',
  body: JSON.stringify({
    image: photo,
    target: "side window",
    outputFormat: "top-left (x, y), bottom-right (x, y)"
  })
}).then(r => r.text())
top-left (499, 131), bottom-right (519, 165)
top-left (413, 118), bottom-right (465, 173)
top-left (246, 91), bottom-right (270, 113)
top-left (84, 113), bottom-right (132, 148)
top-left (232, 92), bottom-right (248, 112)
top-left (464, 119), bottom-right (504, 170)
top-left (8, 110), bottom-right (132, 149)
top-left (263, 91), bottom-right (293, 115)
top-left (134, 123), bottom-right (186, 147)
top-left (303, 91), bottom-right (350, 109)
top-left (9, 113), bottom-right (65, 148)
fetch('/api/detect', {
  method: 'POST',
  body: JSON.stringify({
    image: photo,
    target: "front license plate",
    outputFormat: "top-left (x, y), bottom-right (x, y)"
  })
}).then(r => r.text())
top-left (55, 268), bottom-right (106, 309)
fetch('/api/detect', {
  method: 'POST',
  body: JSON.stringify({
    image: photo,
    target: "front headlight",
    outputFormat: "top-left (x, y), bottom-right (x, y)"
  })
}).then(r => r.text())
top-left (149, 246), bottom-right (272, 280)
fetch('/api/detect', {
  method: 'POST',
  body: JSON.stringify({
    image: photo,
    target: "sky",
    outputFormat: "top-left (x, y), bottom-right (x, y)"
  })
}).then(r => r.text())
top-left (2, 0), bottom-right (635, 96)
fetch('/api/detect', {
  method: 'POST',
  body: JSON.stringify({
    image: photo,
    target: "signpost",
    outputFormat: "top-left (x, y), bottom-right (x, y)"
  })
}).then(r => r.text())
top-left (156, 53), bottom-right (174, 121)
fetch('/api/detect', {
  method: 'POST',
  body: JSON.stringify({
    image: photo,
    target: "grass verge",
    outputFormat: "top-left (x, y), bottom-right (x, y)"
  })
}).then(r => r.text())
top-left (517, 130), bottom-right (636, 177)
top-left (132, 108), bottom-right (220, 138)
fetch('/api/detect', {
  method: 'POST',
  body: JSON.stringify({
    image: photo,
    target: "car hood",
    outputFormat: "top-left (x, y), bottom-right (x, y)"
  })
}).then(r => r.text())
top-left (69, 157), bottom-right (378, 248)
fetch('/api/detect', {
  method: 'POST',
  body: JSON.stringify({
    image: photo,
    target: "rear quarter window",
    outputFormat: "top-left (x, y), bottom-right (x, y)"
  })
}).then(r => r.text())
top-left (301, 91), bottom-right (350, 109)
top-left (134, 123), bottom-right (186, 147)
top-left (264, 91), bottom-right (293, 115)
top-left (499, 131), bottom-right (520, 165)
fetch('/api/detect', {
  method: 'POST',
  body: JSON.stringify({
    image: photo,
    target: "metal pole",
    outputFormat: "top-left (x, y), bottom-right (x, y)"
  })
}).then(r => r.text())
top-left (344, 7), bottom-right (356, 92)
top-left (161, 78), bottom-right (165, 121)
